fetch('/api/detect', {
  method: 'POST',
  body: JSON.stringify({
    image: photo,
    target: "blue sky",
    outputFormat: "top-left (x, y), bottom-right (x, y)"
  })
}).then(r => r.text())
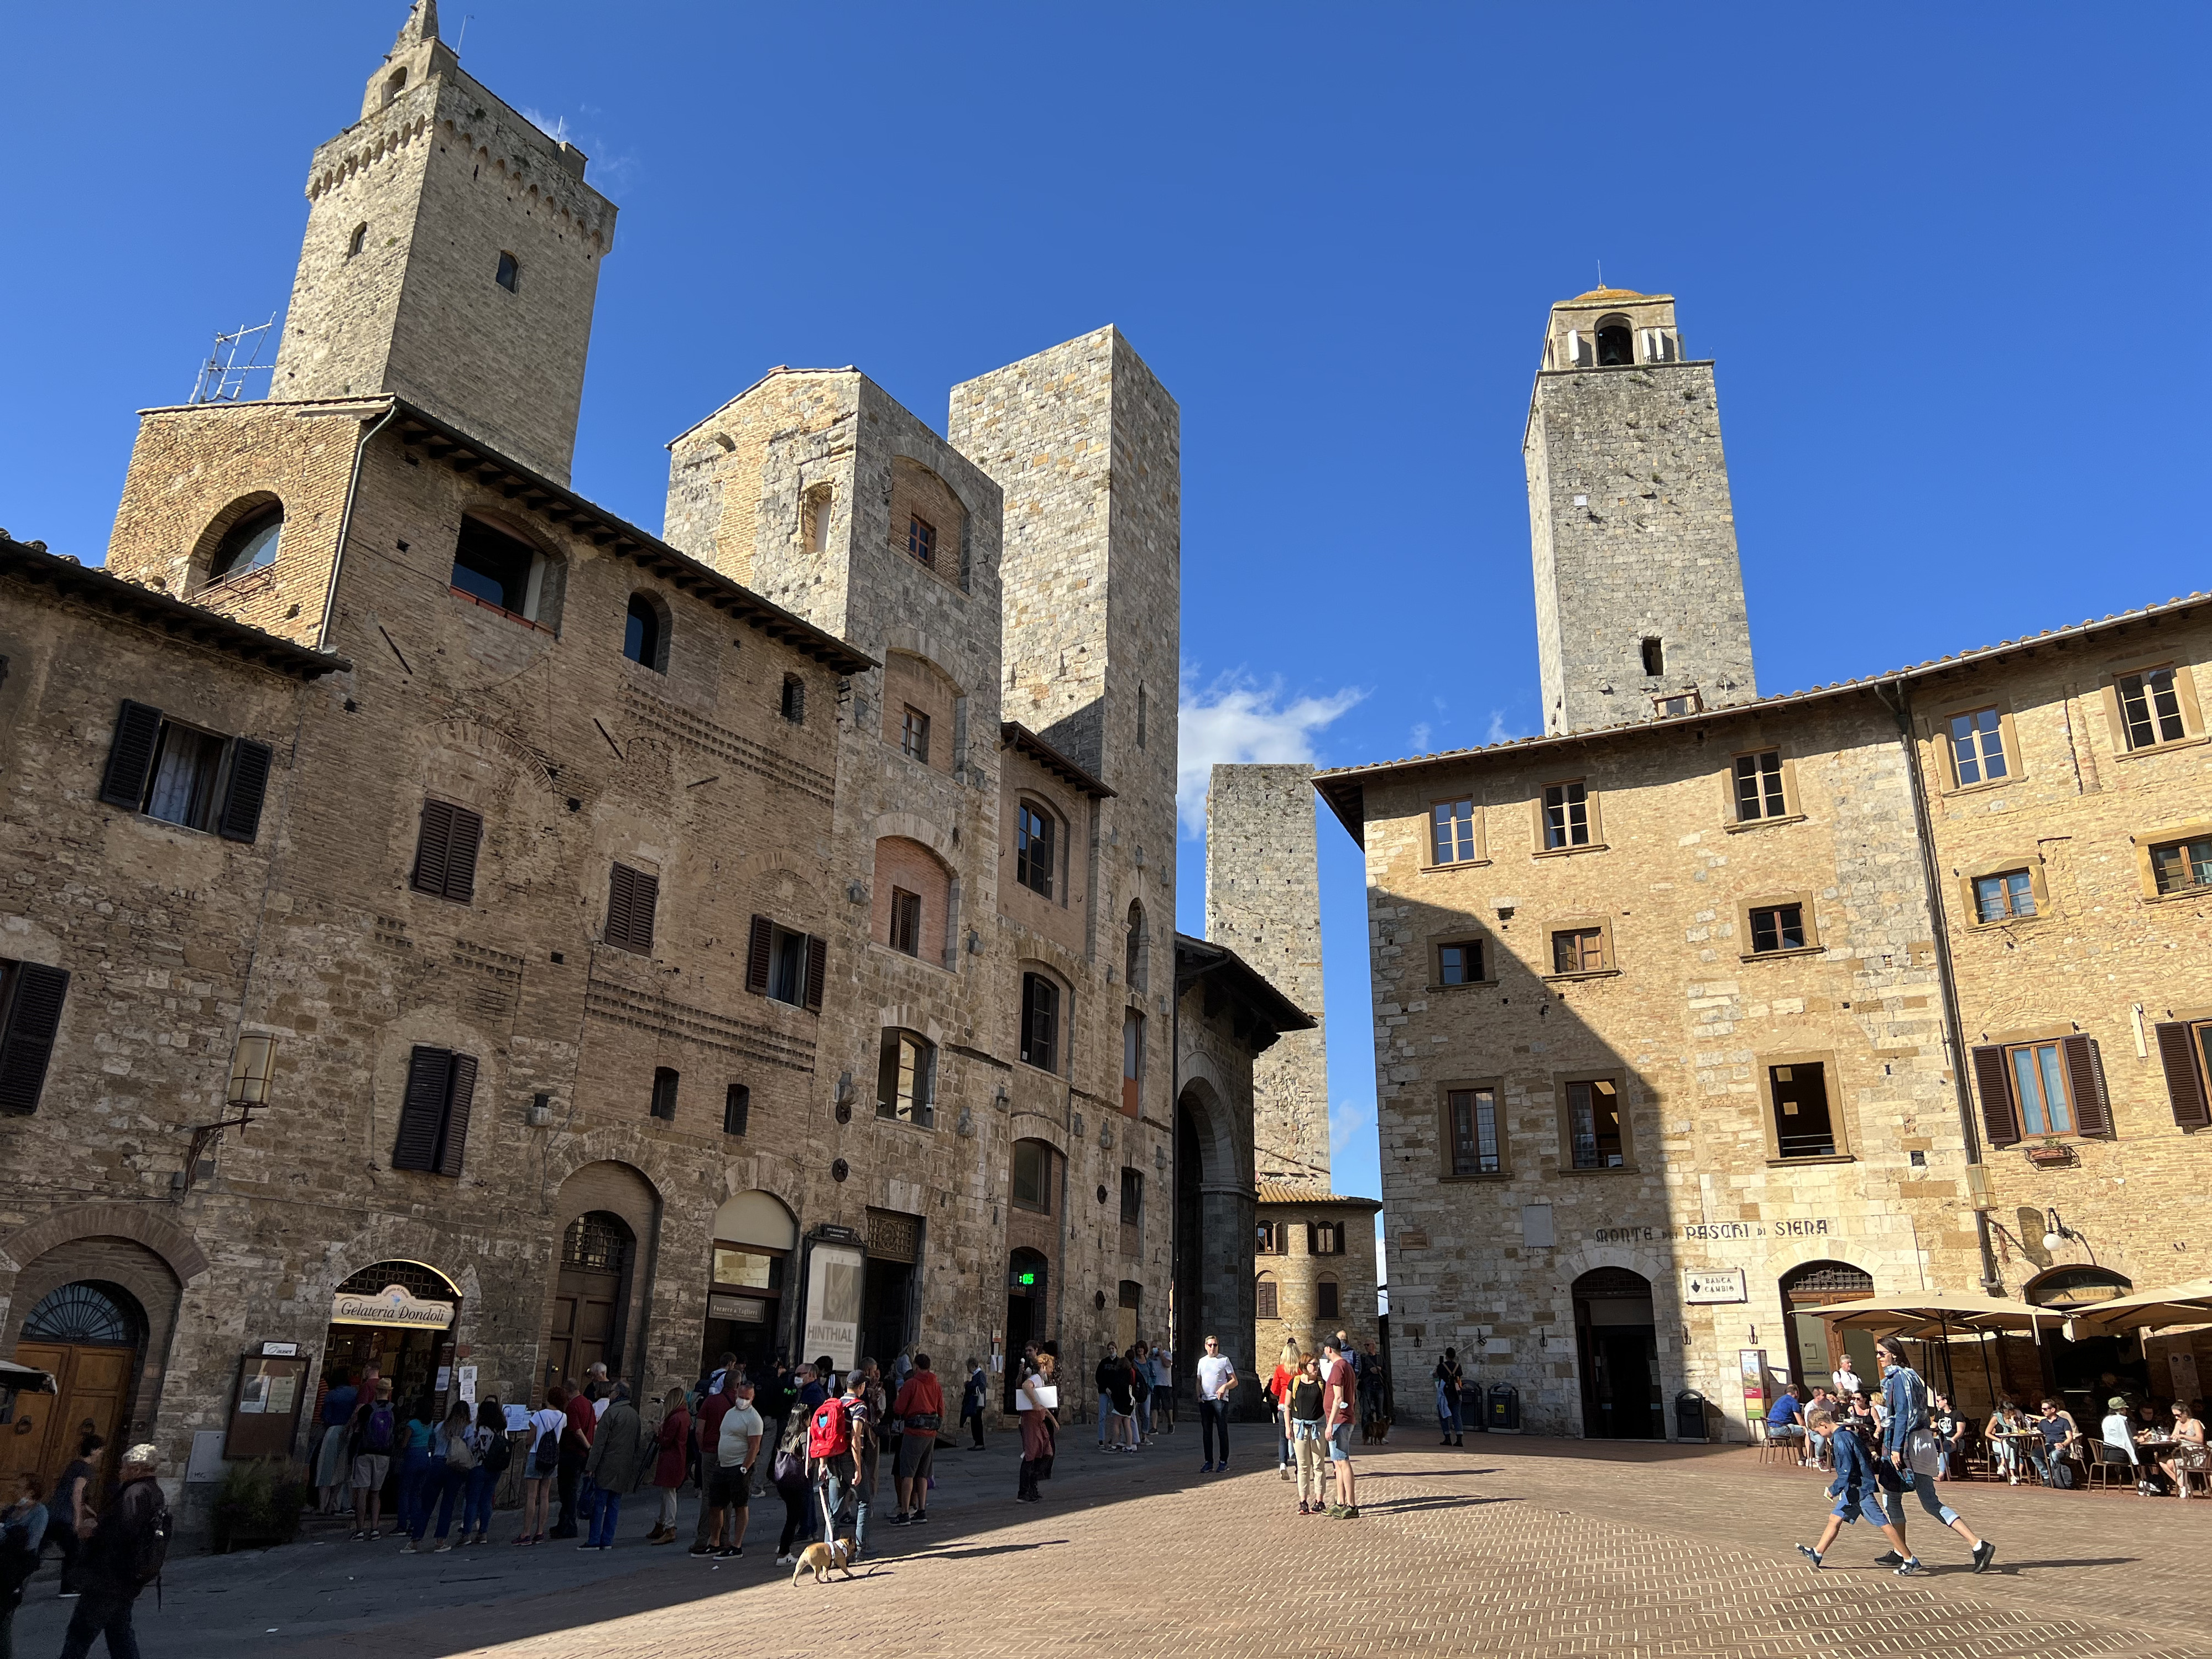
top-left (8, 4), bottom-right (2208, 1249)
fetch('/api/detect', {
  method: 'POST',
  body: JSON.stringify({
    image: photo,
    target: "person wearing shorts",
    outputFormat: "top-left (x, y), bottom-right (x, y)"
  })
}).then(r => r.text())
top-left (1320, 1337), bottom-right (1359, 1519)
top-left (1796, 1408), bottom-right (1911, 1570)
top-left (708, 1379), bottom-right (763, 1559)
top-left (891, 1353), bottom-right (945, 1523)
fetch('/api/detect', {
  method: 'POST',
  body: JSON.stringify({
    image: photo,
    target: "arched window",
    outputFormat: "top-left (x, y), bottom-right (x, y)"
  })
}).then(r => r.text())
top-left (1255, 1273), bottom-right (1279, 1320)
top-left (495, 252), bottom-right (520, 293)
top-left (1011, 1141), bottom-right (1055, 1213)
top-left (623, 592), bottom-right (667, 671)
top-left (877, 1028), bottom-right (935, 1127)
top-left (347, 222), bottom-right (368, 259)
top-left (1781, 1259), bottom-right (1876, 1391)
top-left (449, 514), bottom-right (550, 624)
top-left (1125, 901), bottom-right (1147, 989)
top-left (383, 68), bottom-right (408, 106)
top-left (206, 504), bottom-right (283, 583)
top-left (22, 1281), bottom-right (142, 1347)
top-left (1020, 970), bottom-right (1063, 1074)
top-left (873, 837), bottom-right (951, 964)
top-left (1595, 315), bottom-right (1635, 366)
top-left (1016, 801), bottom-right (1057, 899)
top-left (2025, 1266), bottom-right (2132, 1308)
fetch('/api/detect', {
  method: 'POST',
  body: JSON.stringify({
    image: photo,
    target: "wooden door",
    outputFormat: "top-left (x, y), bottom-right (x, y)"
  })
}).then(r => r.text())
top-left (0, 1343), bottom-right (134, 1499)
top-left (546, 1265), bottom-right (619, 1395)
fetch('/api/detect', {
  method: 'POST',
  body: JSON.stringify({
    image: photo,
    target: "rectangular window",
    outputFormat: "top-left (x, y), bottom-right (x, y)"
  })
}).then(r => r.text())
top-left (1566, 1078), bottom-right (1624, 1170)
top-left (1975, 869), bottom-right (2038, 921)
top-left (2117, 667), bottom-right (2187, 749)
top-left (1437, 940), bottom-right (1484, 986)
top-left (1747, 903), bottom-right (1806, 954)
top-left (1542, 781), bottom-right (1590, 849)
top-left (1769, 1062), bottom-right (1837, 1159)
top-left (1011, 1140), bottom-right (1051, 1212)
top-left (1122, 1009), bottom-right (1144, 1116)
top-left (747, 916), bottom-right (823, 1011)
top-left (900, 705), bottom-right (930, 762)
top-left (1255, 1278), bottom-right (1279, 1319)
top-left (604, 862), bottom-right (659, 954)
top-left (1120, 1168), bottom-right (1142, 1226)
top-left (1734, 750), bottom-right (1788, 820)
top-left (98, 700), bottom-right (272, 842)
top-left (1136, 682), bottom-right (1147, 750)
top-left (1317, 1280), bottom-right (1340, 1319)
top-left (0, 958), bottom-right (71, 1115)
top-left (1551, 927), bottom-right (1606, 975)
top-left (1448, 1086), bottom-right (1499, 1175)
top-left (2153, 1020), bottom-right (2212, 1129)
top-left (2150, 836), bottom-right (2212, 897)
top-left (907, 515), bottom-right (937, 569)
top-left (780, 674), bottom-right (805, 724)
top-left (1256, 1220), bottom-right (1288, 1255)
top-left (1307, 1222), bottom-right (1344, 1255)
top-left (1656, 691), bottom-right (1700, 717)
top-left (888, 888), bottom-right (922, 956)
top-left (2007, 1041), bottom-right (2077, 1137)
top-left (723, 1083), bottom-right (750, 1137)
top-left (1020, 972), bottom-right (1061, 1074)
top-left (1948, 707), bottom-right (2010, 785)
top-left (1431, 797), bottom-right (1477, 864)
top-left (391, 1045), bottom-right (478, 1177)
top-left (650, 1066), bottom-right (680, 1121)
top-left (876, 1030), bottom-right (934, 1128)
top-left (409, 799), bottom-right (484, 903)
top-left (1016, 803), bottom-right (1056, 898)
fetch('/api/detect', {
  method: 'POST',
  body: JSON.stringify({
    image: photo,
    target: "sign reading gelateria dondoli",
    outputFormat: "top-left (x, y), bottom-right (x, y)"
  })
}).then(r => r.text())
top-left (330, 1282), bottom-right (455, 1328)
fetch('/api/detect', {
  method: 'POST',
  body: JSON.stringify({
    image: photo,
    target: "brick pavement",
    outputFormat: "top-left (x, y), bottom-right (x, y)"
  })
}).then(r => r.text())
top-left (13, 1431), bottom-right (2208, 1658)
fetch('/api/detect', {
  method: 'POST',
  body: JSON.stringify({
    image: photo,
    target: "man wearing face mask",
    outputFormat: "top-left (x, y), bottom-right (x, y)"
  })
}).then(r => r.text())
top-left (1872, 1337), bottom-right (1995, 1576)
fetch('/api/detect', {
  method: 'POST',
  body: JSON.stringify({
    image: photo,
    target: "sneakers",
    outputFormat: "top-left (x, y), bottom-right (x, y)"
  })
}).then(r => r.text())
top-left (890, 1512), bottom-right (911, 1527)
top-left (1323, 1503), bottom-right (1346, 1519)
top-left (1796, 1544), bottom-right (1823, 1569)
top-left (398, 1541), bottom-right (419, 1554)
top-left (775, 1553), bottom-right (795, 1567)
top-left (688, 1542), bottom-right (713, 1557)
top-left (1279, 1465), bottom-right (1292, 1480)
top-left (714, 1546), bottom-right (742, 1559)
top-left (1201, 1461), bottom-right (1216, 1473)
top-left (1874, 1550), bottom-right (1903, 1567)
top-left (434, 1541), bottom-right (453, 1553)
top-left (1972, 1540), bottom-right (1997, 1575)
top-left (914, 1509), bottom-right (928, 1524)
top-left (1338, 1505), bottom-right (1359, 1519)
top-left (1893, 1558), bottom-right (1927, 1577)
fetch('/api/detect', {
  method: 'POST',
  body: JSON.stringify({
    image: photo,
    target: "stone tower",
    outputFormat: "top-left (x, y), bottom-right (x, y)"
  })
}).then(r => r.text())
top-left (1206, 764), bottom-right (1331, 1185)
top-left (1524, 288), bottom-right (1756, 735)
top-left (269, 1), bottom-right (616, 484)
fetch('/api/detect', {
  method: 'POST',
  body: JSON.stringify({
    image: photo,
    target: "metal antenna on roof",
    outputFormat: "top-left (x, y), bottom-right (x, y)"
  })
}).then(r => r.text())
top-left (457, 13), bottom-right (472, 50)
top-left (1597, 259), bottom-right (1605, 289)
top-left (188, 315), bottom-right (277, 404)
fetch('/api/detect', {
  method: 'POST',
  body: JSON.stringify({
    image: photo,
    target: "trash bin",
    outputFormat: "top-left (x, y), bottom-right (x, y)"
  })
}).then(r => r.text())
top-left (1675, 1389), bottom-right (1708, 1443)
top-left (1486, 1382), bottom-right (1520, 1432)
top-left (1459, 1383), bottom-right (1486, 1431)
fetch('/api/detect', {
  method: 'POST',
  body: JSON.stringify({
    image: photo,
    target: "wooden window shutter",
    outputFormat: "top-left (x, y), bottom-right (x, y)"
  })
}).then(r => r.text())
top-left (631, 869), bottom-right (659, 953)
top-left (436, 1052), bottom-right (478, 1177)
top-left (1970, 1044), bottom-right (2022, 1149)
top-left (217, 738), bottom-right (274, 842)
top-left (441, 806), bottom-right (483, 901)
top-left (2059, 1034), bottom-right (2114, 1139)
top-left (411, 800), bottom-right (455, 897)
top-left (803, 933), bottom-right (826, 1012)
top-left (393, 1045), bottom-right (453, 1171)
top-left (99, 701), bottom-right (164, 808)
top-left (606, 864), bottom-right (634, 950)
top-left (745, 916), bottom-right (772, 994)
top-left (0, 962), bottom-right (71, 1115)
top-left (2155, 1021), bottom-right (2211, 1129)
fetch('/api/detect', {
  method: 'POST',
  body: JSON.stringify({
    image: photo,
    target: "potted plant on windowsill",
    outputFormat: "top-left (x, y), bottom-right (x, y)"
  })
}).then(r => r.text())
top-left (2024, 1140), bottom-right (2075, 1168)
top-left (210, 1456), bottom-right (305, 1554)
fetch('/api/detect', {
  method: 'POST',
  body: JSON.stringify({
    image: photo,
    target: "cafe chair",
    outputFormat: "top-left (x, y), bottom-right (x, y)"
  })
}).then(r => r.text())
top-left (2086, 1443), bottom-right (2141, 1495)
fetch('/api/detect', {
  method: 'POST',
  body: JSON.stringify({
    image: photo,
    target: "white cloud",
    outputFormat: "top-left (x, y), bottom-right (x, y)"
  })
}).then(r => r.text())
top-left (520, 108), bottom-right (571, 145)
top-left (1177, 669), bottom-right (1364, 834)
top-left (1409, 721), bottom-right (1432, 751)
top-left (1328, 1095), bottom-right (1376, 1162)
top-left (1485, 708), bottom-right (1520, 744)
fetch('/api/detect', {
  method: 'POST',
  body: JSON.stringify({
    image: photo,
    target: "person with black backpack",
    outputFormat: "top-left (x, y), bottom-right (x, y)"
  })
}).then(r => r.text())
top-left (56, 1442), bottom-right (168, 1659)
top-left (348, 1378), bottom-right (398, 1541)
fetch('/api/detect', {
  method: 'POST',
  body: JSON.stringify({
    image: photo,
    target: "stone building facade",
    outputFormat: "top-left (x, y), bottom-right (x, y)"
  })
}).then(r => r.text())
top-left (1253, 1185), bottom-right (1383, 1373)
top-left (0, 2), bottom-right (1291, 1519)
top-left (1317, 285), bottom-right (2212, 1441)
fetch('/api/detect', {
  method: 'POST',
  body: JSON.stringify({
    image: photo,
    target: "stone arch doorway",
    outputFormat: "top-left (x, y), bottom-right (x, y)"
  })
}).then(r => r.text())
top-left (1781, 1259), bottom-right (1876, 1390)
top-left (1003, 1249), bottom-right (1049, 1413)
top-left (323, 1260), bottom-right (462, 1421)
top-left (2, 1280), bottom-right (148, 1500)
top-left (1572, 1267), bottom-right (1663, 1439)
top-left (1173, 1079), bottom-right (1249, 1394)
top-left (704, 1191), bottom-right (797, 1383)
top-left (547, 1213), bottom-right (635, 1397)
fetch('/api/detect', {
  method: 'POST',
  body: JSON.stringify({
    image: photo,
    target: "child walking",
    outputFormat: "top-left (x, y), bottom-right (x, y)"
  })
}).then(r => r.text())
top-left (1796, 1408), bottom-right (1916, 1573)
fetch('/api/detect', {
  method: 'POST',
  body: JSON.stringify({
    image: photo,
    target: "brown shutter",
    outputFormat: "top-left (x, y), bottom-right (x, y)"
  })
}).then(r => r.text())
top-left (2060, 1034), bottom-right (2114, 1139)
top-left (393, 1046), bottom-right (452, 1171)
top-left (605, 864), bottom-right (633, 948)
top-left (442, 806), bottom-right (483, 902)
top-left (411, 801), bottom-right (455, 897)
top-left (745, 916), bottom-right (772, 994)
top-left (802, 933), bottom-right (826, 1012)
top-left (99, 701), bottom-right (164, 808)
top-left (630, 869), bottom-right (659, 953)
top-left (0, 962), bottom-right (71, 1115)
top-left (436, 1052), bottom-right (478, 1177)
top-left (2156, 1021), bottom-right (2212, 1128)
top-left (1970, 1044), bottom-right (2022, 1149)
top-left (217, 738), bottom-right (274, 842)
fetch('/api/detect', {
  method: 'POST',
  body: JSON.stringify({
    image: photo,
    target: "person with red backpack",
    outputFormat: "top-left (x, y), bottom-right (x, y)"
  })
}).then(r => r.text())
top-left (348, 1378), bottom-right (398, 1540)
top-left (56, 1442), bottom-right (169, 1659)
top-left (806, 1371), bottom-right (864, 1558)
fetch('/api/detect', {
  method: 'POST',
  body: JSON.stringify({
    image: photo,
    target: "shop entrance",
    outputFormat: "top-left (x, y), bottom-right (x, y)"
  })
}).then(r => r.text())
top-left (861, 1208), bottom-right (921, 1369)
top-left (2027, 1266), bottom-right (2145, 1423)
top-left (1004, 1250), bottom-right (1048, 1412)
top-left (322, 1261), bottom-right (460, 1417)
top-left (702, 1191), bottom-right (797, 1384)
top-left (2, 1282), bottom-right (144, 1500)
top-left (1573, 1268), bottom-right (1663, 1439)
top-left (546, 1213), bottom-right (633, 1396)
top-left (1782, 1260), bottom-right (1878, 1391)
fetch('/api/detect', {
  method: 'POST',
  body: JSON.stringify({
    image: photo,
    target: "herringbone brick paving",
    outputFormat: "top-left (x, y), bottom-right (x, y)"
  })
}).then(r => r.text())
top-left (14, 1432), bottom-right (2205, 1657)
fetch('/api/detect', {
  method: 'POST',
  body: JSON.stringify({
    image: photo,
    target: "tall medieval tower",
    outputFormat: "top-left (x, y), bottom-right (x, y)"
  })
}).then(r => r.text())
top-left (1524, 289), bottom-right (1756, 734)
top-left (1205, 764), bottom-right (1331, 1185)
top-left (270, 0), bottom-right (616, 484)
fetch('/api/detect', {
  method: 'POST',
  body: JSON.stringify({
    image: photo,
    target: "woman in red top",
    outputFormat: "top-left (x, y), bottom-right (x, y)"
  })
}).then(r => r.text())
top-left (1270, 1341), bottom-right (1303, 1479)
top-left (645, 1386), bottom-right (691, 1544)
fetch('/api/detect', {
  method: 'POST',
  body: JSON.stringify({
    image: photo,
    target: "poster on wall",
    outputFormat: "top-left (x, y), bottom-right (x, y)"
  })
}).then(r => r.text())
top-left (2169, 1348), bottom-right (2201, 1405)
top-left (1739, 1348), bottom-right (1768, 1421)
top-left (800, 1239), bottom-right (865, 1373)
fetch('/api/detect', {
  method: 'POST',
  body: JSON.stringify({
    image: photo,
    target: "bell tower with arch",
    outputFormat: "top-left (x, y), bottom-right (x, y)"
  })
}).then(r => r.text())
top-left (1524, 287), bottom-right (1757, 735)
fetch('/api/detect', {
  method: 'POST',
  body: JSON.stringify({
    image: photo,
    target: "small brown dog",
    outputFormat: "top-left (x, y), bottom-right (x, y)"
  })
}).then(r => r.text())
top-left (790, 1536), bottom-right (859, 1585)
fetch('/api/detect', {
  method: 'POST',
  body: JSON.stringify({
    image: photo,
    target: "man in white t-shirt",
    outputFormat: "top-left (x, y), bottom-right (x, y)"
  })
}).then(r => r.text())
top-left (709, 1379), bottom-right (765, 1559)
top-left (1195, 1335), bottom-right (1237, 1473)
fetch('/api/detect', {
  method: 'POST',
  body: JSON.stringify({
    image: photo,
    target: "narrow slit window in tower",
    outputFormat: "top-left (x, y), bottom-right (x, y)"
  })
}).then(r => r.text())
top-left (1640, 637), bottom-right (1664, 677)
top-left (495, 252), bottom-right (520, 293)
top-left (347, 223), bottom-right (368, 259)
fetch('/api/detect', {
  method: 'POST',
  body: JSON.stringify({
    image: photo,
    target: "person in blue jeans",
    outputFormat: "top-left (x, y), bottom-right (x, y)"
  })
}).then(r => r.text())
top-left (1873, 1338), bottom-right (1995, 1575)
top-left (413, 1401), bottom-right (475, 1552)
top-left (394, 1394), bottom-right (439, 1552)
top-left (1432, 1349), bottom-right (1464, 1445)
top-left (1796, 1408), bottom-right (1913, 1571)
top-left (461, 1398), bottom-right (505, 1543)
